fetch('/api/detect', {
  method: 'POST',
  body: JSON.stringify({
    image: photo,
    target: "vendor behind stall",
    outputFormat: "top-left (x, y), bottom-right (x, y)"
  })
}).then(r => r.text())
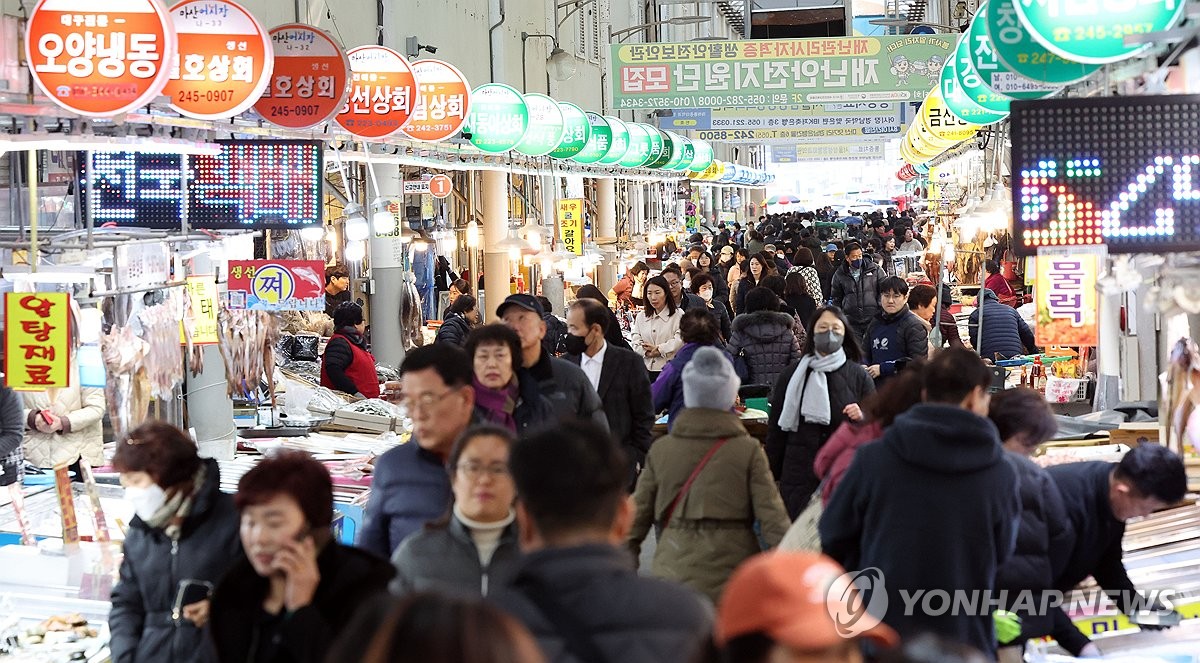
top-left (324, 265), bottom-right (351, 318)
top-left (22, 369), bottom-right (106, 477)
top-left (321, 302), bottom-right (380, 399)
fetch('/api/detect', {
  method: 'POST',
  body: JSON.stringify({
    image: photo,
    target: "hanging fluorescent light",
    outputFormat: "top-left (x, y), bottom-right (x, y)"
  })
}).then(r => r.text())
top-left (371, 197), bottom-right (397, 235)
top-left (344, 203), bottom-right (370, 242)
top-left (300, 226), bottom-right (326, 242)
top-left (466, 220), bottom-right (480, 249)
top-left (344, 240), bottom-right (367, 262)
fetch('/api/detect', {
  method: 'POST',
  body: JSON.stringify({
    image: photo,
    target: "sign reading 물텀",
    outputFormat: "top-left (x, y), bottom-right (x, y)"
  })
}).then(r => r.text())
top-left (1034, 252), bottom-right (1099, 347)
top-left (4, 293), bottom-right (72, 391)
top-left (612, 35), bottom-right (957, 109)
top-left (226, 260), bottom-right (325, 311)
top-left (661, 103), bottom-right (901, 132)
top-left (557, 199), bottom-right (584, 256)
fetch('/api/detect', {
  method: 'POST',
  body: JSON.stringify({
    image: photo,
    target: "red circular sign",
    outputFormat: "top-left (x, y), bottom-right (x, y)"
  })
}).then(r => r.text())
top-left (429, 174), bottom-right (452, 199)
top-left (163, 0), bottom-right (274, 120)
top-left (398, 59), bottom-right (470, 143)
top-left (254, 24), bottom-right (350, 129)
top-left (25, 0), bottom-right (176, 118)
top-left (335, 45), bottom-right (418, 139)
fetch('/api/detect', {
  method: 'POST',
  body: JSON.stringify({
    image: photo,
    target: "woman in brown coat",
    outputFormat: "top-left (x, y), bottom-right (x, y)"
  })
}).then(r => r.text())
top-left (628, 347), bottom-right (790, 603)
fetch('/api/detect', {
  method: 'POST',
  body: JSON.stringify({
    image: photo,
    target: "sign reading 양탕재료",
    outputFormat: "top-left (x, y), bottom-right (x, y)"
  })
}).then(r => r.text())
top-left (4, 293), bottom-right (72, 391)
top-left (611, 35), bottom-right (957, 109)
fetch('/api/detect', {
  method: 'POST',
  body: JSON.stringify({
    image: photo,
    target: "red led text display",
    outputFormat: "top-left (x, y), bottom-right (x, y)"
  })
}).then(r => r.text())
top-left (1012, 95), bottom-right (1200, 254)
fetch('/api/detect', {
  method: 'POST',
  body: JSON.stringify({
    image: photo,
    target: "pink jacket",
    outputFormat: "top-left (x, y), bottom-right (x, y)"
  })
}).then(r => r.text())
top-left (813, 420), bottom-right (883, 505)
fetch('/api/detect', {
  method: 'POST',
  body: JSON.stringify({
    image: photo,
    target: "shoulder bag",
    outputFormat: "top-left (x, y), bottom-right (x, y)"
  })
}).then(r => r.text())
top-left (660, 438), bottom-right (730, 529)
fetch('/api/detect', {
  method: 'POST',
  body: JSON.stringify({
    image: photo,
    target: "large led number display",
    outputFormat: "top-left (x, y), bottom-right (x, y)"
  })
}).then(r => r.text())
top-left (188, 141), bottom-right (322, 229)
top-left (80, 141), bottom-right (322, 229)
top-left (1011, 95), bottom-right (1200, 255)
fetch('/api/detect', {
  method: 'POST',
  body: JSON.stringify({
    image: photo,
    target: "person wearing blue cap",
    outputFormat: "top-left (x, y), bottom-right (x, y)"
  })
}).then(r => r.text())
top-left (496, 294), bottom-right (609, 431)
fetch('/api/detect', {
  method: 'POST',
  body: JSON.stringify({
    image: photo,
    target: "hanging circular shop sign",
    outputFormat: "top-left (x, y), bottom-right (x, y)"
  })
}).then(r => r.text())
top-left (25, 0), bottom-right (177, 118)
top-left (463, 83), bottom-right (529, 153)
top-left (619, 123), bottom-right (653, 168)
top-left (513, 94), bottom-right (565, 157)
top-left (688, 139), bottom-right (715, 172)
top-left (668, 135), bottom-right (696, 172)
top-left (952, 37), bottom-right (1011, 114)
top-left (571, 113), bottom-right (612, 164)
top-left (940, 42), bottom-right (1008, 126)
top-left (550, 102), bottom-right (590, 159)
top-left (918, 89), bottom-right (980, 143)
top-left (398, 59), bottom-right (470, 142)
top-left (985, 0), bottom-right (1100, 85)
top-left (661, 132), bottom-right (687, 170)
top-left (966, 6), bottom-right (1059, 100)
top-left (162, 0), bottom-right (274, 120)
top-left (335, 46), bottom-right (419, 138)
top-left (598, 116), bottom-right (630, 165)
top-left (644, 129), bottom-right (670, 168)
top-left (1012, 0), bottom-right (1184, 64)
top-left (254, 24), bottom-right (350, 129)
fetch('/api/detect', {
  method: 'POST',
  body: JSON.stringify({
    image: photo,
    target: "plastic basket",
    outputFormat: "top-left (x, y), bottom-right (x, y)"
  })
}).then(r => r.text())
top-left (1045, 376), bottom-right (1089, 403)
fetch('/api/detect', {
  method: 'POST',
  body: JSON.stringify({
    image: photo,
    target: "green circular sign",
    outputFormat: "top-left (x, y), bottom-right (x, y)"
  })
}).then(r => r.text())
top-left (619, 123), bottom-right (653, 168)
top-left (645, 129), bottom-right (670, 168)
top-left (571, 113), bottom-right (613, 164)
top-left (953, 36), bottom-right (1012, 113)
top-left (940, 41), bottom-right (1008, 126)
top-left (668, 136), bottom-right (695, 172)
top-left (986, 0), bottom-right (1100, 85)
top-left (598, 116), bottom-right (630, 165)
top-left (1013, 0), bottom-right (1184, 64)
top-left (968, 5), bottom-right (1060, 100)
top-left (550, 102), bottom-right (590, 159)
top-left (662, 132), bottom-right (687, 170)
top-left (513, 93), bottom-right (565, 157)
top-left (465, 84), bottom-right (530, 153)
top-left (688, 139), bottom-right (714, 172)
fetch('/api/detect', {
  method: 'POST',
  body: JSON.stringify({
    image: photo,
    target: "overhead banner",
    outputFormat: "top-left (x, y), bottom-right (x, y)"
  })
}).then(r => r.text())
top-left (611, 35), bottom-right (957, 109)
top-left (661, 103), bottom-right (901, 131)
top-left (793, 142), bottom-right (887, 160)
top-left (5, 293), bottom-right (72, 391)
top-left (226, 260), bottom-right (325, 311)
top-left (1034, 252), bottom-right (1099, 347)
top-left (694, 127), bottom-right (898, 144)
top-left (556, 199), bottom-right (584, 255)
top-left (770, 145), bottom-right (797, 163)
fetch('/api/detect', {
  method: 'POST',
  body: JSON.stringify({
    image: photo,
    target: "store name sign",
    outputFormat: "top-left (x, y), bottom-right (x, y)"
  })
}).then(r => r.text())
top-left (1034, 252), bottom-right (1099, 347)
top-left (25, 0), bottom-right (177, 118)
top-left (226, 260), bottom-right (325, 311)
top-left (254, 24), bottom-right (351, 130)
top-left (1012, 94), bottom-right (1200, 254)
top-left (4, 293), bottom-right (72, 391)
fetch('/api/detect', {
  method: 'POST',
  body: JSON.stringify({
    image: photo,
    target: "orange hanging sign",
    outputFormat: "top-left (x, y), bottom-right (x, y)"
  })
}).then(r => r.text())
top-left (429, 174), bottom-right (452, 199)
top-left (162, 0), bottom-right (273, 120)
top-left (254, 23), bottom-right (350, 129)
top-left (335, 45), bottom-right (418, 139)
top-left (4, 292), bottom-right (72, 391)
top-left (24, 0), bottom-right (177, 118)
top-left (399, 59), bottom-right (470, 143)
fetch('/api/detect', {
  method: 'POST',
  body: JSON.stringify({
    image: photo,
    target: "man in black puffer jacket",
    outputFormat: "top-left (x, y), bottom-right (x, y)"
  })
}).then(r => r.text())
top-left (830, 242), bottom-right (881, 343)
top-left (968, 289), bottom-right (1038, 361)
top-left (820, 349), bottom-right (1020, 660)
top-left (863, 277), bottom-right (928, 385)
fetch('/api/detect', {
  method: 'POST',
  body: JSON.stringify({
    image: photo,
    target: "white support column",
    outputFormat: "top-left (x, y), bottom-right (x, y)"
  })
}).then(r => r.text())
top-left (368, 164), bottom-right (406, 369)
top-left (482, 170), bottom-right (511, 321)
top-left (596, 177), bottom-right (617, 292)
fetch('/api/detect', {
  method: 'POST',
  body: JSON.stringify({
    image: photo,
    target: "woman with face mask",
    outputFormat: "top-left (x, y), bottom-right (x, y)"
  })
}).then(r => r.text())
top-left (109, 421), bottom-right (242, 663)
top-left (464, 324), bottom-right (554, 434)
top-left (210, 451), bottom-right (395, 663)
top-left (764, 306), bottom-right (875, 518)
top-left (390, 426), bottom-right (521, 597)
top-left (697, 251), bottom-right (730, 307)
top-left (690, 273), bottom-right (731, 341)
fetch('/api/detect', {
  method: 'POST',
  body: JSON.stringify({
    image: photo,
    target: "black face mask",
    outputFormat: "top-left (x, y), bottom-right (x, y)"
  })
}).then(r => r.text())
top-left (563, 332), bottom-right (589, 355)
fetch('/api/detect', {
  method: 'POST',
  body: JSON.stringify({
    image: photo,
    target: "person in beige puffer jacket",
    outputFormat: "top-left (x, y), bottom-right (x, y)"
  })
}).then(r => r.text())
top-left (22, 381), bottom-right (106, 471)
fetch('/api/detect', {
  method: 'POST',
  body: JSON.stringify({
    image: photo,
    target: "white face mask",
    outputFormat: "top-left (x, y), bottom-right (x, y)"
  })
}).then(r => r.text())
top-left (125, 484), bottom-right (167, 522)
top-left (682, 279), bottom-right (691, 289)
top-left (700, 289), bottom-right (713, 302)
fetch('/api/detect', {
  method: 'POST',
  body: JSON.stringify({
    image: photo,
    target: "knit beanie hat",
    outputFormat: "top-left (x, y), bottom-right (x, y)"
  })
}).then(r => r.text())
top-left (683, 347), bottom-right (741, 410)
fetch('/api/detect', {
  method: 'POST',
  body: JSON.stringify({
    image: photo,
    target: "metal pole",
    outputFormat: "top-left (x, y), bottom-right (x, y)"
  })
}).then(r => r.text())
top-left (368, 162), bottom-right (407, 369)
top-left (27, 151), bottom-right (37, 273)
top-left (482, 170), bottom-right (511, 321)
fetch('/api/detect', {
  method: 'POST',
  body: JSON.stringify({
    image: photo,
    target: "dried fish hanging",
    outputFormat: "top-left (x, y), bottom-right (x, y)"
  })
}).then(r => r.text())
top-left (216, 307), bottom-right (281, 408)
top-left (138, 297), bottom-right (185, 402)
top-left (400, 280), bottom-right (424, 350)
top-left (100, 324), bottom-right (147, 439)
top-left (180, 290), bottom-right (204, 377)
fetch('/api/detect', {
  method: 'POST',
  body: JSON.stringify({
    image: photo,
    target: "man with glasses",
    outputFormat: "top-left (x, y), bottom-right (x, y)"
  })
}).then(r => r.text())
top-left (863, 276), bottom-right (928, 386)
top-left (660, 265), bottom-right (705, 312)
top-left (359, 344), bottom-right (476, 558)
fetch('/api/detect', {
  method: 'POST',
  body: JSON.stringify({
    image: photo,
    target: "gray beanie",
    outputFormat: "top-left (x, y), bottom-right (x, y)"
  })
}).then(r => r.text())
top-left (683, 347), bottom-right (741, 410)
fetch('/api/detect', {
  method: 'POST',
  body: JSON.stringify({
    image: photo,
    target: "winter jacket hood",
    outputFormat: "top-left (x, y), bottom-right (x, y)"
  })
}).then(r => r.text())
top-left (887, 404), bottom-right (1003, 473)
top-left (731, 310), bottom-right (795, 340)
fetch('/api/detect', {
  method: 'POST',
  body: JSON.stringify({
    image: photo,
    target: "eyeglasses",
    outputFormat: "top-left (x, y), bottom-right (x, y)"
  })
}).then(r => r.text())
top-left (880, 293), bottom-right (906, 301)
top-left (399, 388), bottom-right (458, 411)
top-left (455, 463), bottom-right (510, 480)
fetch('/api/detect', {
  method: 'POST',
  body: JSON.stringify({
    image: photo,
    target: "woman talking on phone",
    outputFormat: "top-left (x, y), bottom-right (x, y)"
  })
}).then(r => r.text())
top-left (109, 421), bottom-right (241, 663)
top-left (210, 450), bottom-right (394, 663)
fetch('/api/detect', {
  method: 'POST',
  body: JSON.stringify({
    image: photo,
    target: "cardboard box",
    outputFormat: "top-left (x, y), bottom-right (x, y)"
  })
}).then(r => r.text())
top-left (1108, 423), bottom-right (1159, 448)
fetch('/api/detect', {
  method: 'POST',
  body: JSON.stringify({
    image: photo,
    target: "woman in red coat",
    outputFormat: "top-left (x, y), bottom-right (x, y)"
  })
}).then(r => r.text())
top-left (321, 302), bottom-right (380, 398)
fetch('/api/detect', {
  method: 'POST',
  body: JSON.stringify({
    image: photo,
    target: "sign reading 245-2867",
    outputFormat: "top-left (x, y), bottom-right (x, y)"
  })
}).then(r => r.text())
top-left (611, 35), bottom-right (957, 110)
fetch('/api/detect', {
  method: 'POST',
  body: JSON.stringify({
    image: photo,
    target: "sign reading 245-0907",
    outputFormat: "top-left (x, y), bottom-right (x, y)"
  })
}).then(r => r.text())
top-left (611, 35), bottom-right (957, 110)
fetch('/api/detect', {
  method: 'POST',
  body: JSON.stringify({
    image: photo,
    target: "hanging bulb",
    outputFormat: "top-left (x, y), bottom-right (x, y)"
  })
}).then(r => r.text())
top-left (466, 220), bottom-right (480, 249)
top-left (300, 226), bottom-right (325, 242)
top-left (344, 240), bottom-right (366, 262)
top-left (372, 197), bottom-right (397, 235)
top-left (344, 203), bottom-right (369, 242)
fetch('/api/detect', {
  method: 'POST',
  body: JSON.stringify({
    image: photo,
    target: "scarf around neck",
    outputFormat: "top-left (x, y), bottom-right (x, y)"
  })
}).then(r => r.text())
top-left (144, 462), bottom-right (207, 541)
top-left (778, 349), bottom-right (847, 431)
top-left (472, 376), bottom-right (520, 433)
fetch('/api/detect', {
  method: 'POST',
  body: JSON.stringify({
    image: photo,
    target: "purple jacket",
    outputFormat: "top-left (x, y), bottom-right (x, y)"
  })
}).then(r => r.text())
top-left (651, 342), bottom-right (734, 430)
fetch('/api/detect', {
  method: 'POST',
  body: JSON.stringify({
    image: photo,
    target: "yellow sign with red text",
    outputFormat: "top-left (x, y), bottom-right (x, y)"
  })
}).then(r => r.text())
top-left (163, 0), bottom-right (273, 120)
top-left (557, 199), bottom-right (584, 256)
top-left (4, 293), bottom-right (72, 391)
